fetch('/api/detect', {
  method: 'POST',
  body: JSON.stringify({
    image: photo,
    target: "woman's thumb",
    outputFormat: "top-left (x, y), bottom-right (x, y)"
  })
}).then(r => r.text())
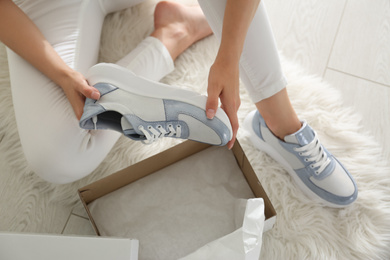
top-left (206, 92), bottom-right (219, 119)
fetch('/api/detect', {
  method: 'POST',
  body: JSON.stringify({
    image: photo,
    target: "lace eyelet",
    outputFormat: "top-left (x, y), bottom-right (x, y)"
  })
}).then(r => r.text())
top-left (168, 124), bottom-right (172, 128)
top-left (305, 158), bottom-right (309, 162)
top-left (177, 125), bottom-right (181, 128)
top-left (148, 126), bottom-right (152, 130)
top-left (310, 165), bottom-right (314, 168)
top-left (157, 125), bottom-right (162, 129)
top-left (315, 171), bottom-right (319, 175)
top-left (299, 152), bottom-right (303, 156)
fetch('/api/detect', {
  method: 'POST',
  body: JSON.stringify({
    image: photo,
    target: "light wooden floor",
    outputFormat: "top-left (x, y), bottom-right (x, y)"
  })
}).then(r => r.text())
top-left (8, 0), bottom-right (390, 237)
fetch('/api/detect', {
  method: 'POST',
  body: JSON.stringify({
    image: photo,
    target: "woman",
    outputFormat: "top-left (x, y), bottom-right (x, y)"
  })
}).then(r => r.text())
top-left (0, 0), bottom-right (357, 207)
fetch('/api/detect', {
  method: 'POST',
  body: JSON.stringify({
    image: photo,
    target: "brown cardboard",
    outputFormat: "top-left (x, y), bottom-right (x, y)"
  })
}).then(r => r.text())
top-left (231, 141), bottom-right (276, 223)
top-left (78, 139), bottom-right (276, 236)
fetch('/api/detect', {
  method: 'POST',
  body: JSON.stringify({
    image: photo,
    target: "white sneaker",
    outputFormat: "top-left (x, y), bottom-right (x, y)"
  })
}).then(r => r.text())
top-left (244, 110), bottom-right (358, 207)
top-left (80, 63), bottom-right (232, 146)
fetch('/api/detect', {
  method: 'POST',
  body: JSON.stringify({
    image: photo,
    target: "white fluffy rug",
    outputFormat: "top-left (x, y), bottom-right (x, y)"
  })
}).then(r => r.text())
top-left (1, 1), bottom-right (390, 259)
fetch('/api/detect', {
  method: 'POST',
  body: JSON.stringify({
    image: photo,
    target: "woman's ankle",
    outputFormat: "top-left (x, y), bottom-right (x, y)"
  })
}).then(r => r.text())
top-left (150, 1), bottom-right (212, 61)
top-left (255, 89), bottom-right (301, 140)
top-left (261, 112), bottom-right (302, 140)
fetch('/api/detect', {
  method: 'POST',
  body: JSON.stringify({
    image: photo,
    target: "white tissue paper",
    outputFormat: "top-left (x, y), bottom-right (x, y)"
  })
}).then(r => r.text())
top-left (180, 198), bottom-right (265, 260)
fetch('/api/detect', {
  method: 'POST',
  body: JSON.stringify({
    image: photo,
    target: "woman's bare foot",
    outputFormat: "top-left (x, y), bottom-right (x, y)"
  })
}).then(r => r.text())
top-left (151, 1), bottom-right (213, 60)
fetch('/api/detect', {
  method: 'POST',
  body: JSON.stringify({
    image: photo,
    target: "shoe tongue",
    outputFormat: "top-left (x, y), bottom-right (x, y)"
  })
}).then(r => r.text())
top-left (121, 116), bottom-right (145, 140)
top-left (284, 121), bottom-right (314, 146)
top-left (121, 117), bottom-right (134, 131)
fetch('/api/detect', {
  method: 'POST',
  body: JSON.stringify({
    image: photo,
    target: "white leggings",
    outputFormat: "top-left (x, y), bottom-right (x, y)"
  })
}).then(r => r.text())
top-left (7, 0), bottom-right (286, 184)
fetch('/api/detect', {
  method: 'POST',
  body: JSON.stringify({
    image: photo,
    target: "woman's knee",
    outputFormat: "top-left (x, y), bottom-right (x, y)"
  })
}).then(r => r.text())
top-left (26, 149), bottom-right (97, 184)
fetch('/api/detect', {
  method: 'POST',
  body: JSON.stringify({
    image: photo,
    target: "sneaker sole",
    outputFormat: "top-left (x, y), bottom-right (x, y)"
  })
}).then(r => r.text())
top-left (244, 110), bottom-right (345, 208)
top-left (87, 63), bottom-right (233, 138)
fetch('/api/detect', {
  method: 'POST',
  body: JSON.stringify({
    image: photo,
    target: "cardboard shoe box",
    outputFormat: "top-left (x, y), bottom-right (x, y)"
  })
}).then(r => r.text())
top-left (78, 140), bottom-right (276, 259)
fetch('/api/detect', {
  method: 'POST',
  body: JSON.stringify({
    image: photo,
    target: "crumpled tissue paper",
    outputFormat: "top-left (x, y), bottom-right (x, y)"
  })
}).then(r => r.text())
top-left (180, 198), bottom-right (265, 260)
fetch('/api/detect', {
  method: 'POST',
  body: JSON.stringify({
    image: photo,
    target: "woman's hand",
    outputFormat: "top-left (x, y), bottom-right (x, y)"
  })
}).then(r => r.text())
top-left (205, 0), bottom-right (260, 149)
top-left (59, 70), bottom-right (100, 120)
top-left (206, 56), bottom-right (241, 149)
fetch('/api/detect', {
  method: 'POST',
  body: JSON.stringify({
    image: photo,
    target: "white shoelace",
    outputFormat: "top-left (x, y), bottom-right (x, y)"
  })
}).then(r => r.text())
top-left (138, 124), bottom-right (182, 144)
top-left (294, 132), bottom-right (331, 175)
top-left (92, 116), bottom-right (98, 130)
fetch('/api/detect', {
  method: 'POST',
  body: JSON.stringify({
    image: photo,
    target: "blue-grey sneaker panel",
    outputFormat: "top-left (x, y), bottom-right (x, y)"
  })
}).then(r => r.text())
top-left (252, 110), bottom-right (265, 141)
top-left (163, 100), bottom-right (231, 146)
top-left (79, 98), bottom-right (106, 129)
top-left (79, 83), bottom-right (120, 130)
top-left (93, 83), bottom-right (118, 97)
top-left (293, 124), bottom-right (315, 146)
top-left (122, 128), bottom-right (141, 141)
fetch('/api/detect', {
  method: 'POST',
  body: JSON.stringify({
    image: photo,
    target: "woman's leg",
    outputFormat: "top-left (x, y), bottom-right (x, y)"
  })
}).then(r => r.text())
top-left (197, 0), bottom-right (357, 207)
top-left (117, 1), bottom-right (213, 80)
top-left (6, 0), bottom-right (144, 184)
top-left (197, 0), bottom-right (301, 138)
top-left (7, 0), bottom-right (213, 184)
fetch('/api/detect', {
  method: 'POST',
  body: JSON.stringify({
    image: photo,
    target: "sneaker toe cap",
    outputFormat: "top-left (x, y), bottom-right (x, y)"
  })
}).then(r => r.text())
top-left (310, 160), bottom-right (357, 198)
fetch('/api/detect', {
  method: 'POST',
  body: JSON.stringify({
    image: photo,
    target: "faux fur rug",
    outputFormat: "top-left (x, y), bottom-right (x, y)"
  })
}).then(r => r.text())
top-left (1, 1), bottom-right (390, 259)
